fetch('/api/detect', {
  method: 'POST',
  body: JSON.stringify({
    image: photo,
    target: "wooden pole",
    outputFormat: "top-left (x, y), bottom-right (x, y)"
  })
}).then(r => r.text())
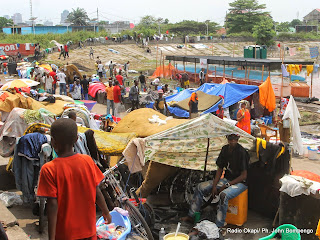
top-left (215, 66), bottom-right (217, 80)
top-left (223, 63), bottom-right (225, 78)
top-left (281, 48), bottom-right (284, 98)
top-left (261, 65), bottom-right (264, 81)
top-left (311, 71), bottom-right (313, 98)
top-left (156, 42), bottom-right (159, 68)
top-left (194, 60), bottom-right (197, 83)
top-left (203, 138), bottom-right (210, 179)
top-left (183, 59), bottom-right (186, 72)
top-left (212, 39), bottom-right (214, 55)
top-left (245, 66), bottom-right (247, 81)
top-left (248, 67), bottom-right (251, 84)
top-left (232, 70), bottom-right (233, 80)
top-left (206, 63), bottom-right (209, 83)
top-left (163, 55), bottom-right (165, 78)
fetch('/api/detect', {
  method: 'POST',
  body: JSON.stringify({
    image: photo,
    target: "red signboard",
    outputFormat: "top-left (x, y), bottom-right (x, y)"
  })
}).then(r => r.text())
top-left (0, 43), bottom-right (35, 56)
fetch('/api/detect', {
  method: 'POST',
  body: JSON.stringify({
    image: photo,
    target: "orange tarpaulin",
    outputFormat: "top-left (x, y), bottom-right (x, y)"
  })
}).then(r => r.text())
top-left (151, 63), bottom-right (176, 79)
top-left (259, 77), bottom-right (276, 112)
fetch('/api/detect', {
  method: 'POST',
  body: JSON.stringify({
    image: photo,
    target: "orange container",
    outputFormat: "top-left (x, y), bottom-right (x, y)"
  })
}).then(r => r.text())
top-left (225, 189), bottom-right (248, 226)
top-left (290, 82), bottom-right (310, 98)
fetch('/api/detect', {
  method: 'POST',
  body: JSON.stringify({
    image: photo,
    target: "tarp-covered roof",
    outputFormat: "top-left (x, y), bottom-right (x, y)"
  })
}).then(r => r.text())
top-left (166, 55), bottom-right (314, 71)
top-left (148, 83), bottom-right (259, 118)
top-left (144, 113), bottom-right (255, 171)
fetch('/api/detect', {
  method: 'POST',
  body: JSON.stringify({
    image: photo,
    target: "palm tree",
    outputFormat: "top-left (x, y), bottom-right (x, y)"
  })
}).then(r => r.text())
top-left (66, 8), bottom-right (89, 26)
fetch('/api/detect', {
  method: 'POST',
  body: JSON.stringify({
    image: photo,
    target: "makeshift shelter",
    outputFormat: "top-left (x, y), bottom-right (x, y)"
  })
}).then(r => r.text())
top-left (144, 113), bottom-right (255, 171)
top-left (0, 107), bottom-right (55, 157)
top-left (147, 83), bottom-right (259, 118)
top-left (23, 123), bottom-right (136, 156)
top-left (112, 108), bottom-right (188, 137)
top-left (151, 63), bottom-right (176, 79)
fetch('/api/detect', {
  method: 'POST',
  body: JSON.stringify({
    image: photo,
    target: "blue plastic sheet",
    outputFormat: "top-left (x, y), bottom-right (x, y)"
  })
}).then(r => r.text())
top-left (147, 83), bottom-right (259, 118)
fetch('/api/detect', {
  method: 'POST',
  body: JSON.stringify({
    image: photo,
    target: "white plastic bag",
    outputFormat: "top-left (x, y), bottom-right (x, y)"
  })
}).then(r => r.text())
top-left (0, 192), bottom-right (23, 207)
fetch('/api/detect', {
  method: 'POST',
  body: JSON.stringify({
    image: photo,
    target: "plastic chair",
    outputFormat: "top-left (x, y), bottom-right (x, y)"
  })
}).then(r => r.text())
top-left (258, 124), bottom-right (278, 142)
top-left (259, 224), bottom-right (301, 240)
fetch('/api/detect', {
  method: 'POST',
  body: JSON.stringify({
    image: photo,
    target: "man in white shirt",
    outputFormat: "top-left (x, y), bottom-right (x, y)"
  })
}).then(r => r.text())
top-left (98, 63), bottom-right (104, 79)
top-left (57, 70), bottom-right (67, 95)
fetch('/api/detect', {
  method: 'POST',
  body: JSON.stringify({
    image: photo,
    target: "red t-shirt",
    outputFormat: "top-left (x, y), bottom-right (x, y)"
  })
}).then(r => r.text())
top-left (216, 109), bottom-right (224, 119)
top-left (116, 75), bottom-right (123, 85)
top-left (37, 154), bottom-right (104, 240)
top-left (113, 85), bottom-right (121, 103)
top-left (64, 45), bottom-right (68, 52)
top-left (49, 71), bottom-right (57, 84)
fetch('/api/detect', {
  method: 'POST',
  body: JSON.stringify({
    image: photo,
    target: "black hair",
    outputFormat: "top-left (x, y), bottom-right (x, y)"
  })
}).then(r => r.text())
top-left (51, 118), bottom-right (78, 145)
top-left (83, 75), bottom-right (87, 78)
top-left (114, 80), bottom-right (119, 85)
top-left (68, 111), bottom-right (77, 120)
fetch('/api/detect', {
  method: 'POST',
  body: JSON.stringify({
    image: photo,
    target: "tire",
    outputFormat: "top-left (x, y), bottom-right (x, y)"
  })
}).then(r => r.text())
top-left (38, 198), bottom-right (45, 233)
top-left (122, 199), bottom-right (154, 240)
top-left (169, 170), bottom-right (190, 205)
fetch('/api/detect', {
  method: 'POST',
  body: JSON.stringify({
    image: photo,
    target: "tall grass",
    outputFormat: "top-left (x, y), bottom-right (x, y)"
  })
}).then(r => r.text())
top-left (0, 31), bottom-right (109, 49)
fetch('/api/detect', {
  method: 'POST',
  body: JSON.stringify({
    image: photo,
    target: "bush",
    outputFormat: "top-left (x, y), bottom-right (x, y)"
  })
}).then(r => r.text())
top-left (276, 32), bottom-right (320, 41)
top-left (0, 31), bottom-right (110, 49)
top-left (227, 32), bottom-right (254, 38)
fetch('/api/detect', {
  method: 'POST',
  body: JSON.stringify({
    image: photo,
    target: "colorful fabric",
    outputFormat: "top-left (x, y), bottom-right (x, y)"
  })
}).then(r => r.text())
top-left (280, 98), bottom-right (289, 116)
top-left (144, 113), bottom-right (254, 171)
top-left (259, 77), bottom-right (276, 112)
top-left (88, 83), bottom-right (106, 98)
top-left (189, 92), bottom-right (198, 104)
top-left (37, 154), bottom-right (104, 240)
top-left (236, 109), bottom-right (251, 134)
top-left (306, 65), bottom-right (314, 77)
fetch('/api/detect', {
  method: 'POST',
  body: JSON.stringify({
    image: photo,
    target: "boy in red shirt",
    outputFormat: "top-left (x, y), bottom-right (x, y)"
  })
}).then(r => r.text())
top-left (37, 118), bottom-right (111, 240)
top-left (113, 80), bottom-right (122, 118)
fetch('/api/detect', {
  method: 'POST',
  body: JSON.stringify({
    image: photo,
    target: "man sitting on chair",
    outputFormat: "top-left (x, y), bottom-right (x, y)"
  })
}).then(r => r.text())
top-left (182, 133), bottom-right (249, 234)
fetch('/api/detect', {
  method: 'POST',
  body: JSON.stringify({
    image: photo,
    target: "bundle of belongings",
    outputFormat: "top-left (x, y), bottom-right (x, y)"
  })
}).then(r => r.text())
top-left (96, 223), bottom-right (127, 240)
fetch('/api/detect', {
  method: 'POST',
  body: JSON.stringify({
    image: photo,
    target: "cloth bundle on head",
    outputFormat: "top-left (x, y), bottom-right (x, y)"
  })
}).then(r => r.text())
top-left (189, 92), bottom-right (198, 103)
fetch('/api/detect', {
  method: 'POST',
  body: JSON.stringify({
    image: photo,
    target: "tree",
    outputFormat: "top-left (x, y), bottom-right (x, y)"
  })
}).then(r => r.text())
top-left (290, 19), bottom-right (302, 28)
top-left (276, 22), bottom-right (290, 32)
top-left (226, 0), bottom-right (268, 33)
top-left (167, 20), bottom-right (219, 36)
top-left (66, 8), bottom-right (89, 26)
top-left (0, 17), bottom-right (13, 31)
top-left (253, 17), bottom-right (275, 46)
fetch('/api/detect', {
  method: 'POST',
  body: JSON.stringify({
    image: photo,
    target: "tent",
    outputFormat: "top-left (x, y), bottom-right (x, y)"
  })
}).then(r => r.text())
top-left (148, 83), bottom-right (259, 118)
top-left (151, 63), bottom-right (176, 79)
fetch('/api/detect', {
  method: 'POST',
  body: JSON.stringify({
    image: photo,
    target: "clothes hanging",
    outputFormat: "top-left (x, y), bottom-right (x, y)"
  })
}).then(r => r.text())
top-left (281, 64), bottom-right (289, 77)
top-left (306, 65), bottom-right (314, 76)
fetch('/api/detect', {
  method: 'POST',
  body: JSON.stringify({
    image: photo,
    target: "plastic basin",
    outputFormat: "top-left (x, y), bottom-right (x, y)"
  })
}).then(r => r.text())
top-left (164, 233), bottom-right (189, 240)
top-left (96, 211), bottom-right (131, 240)
top-left (259, 224), bottom-right (301, 240)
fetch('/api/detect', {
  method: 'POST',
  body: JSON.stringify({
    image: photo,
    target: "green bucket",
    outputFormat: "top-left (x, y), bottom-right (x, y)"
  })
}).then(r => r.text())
top-left (259, 224), bottom-right (301, 240)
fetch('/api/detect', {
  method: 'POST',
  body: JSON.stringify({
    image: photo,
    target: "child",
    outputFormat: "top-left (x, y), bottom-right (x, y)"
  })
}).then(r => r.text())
top-left (37, 118), bottom-right (111, 240)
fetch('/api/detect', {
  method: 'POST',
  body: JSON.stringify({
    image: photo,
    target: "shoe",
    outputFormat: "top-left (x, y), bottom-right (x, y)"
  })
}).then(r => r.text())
top-left (219, 227), bottom-right (226, 237)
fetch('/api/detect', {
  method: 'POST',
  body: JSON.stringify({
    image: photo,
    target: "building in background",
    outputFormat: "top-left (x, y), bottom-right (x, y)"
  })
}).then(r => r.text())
top-left (3, 15), bottom-right (10, 20)
top-left (102, 21), bottom-right (133, 34)
top-left (295, 25), bottom-right (318, 33)
top-left (303, 9), bottom-right (320, 23)
top-left (60, 10), bottom-right (70, 25)
top-left (3, 25), bottom-right (99, 35)
top-left (43, 20), bottom-right (54, 26)
top-left (12, 13), bottom-right (23, 24)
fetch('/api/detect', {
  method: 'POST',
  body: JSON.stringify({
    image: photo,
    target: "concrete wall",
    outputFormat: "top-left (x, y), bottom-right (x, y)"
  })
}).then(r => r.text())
top-left (3, 26), bottom-right (99, 35)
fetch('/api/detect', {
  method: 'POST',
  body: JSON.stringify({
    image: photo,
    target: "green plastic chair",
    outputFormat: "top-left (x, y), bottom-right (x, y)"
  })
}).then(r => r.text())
top-left (259, 224), bottom-right (301, 240)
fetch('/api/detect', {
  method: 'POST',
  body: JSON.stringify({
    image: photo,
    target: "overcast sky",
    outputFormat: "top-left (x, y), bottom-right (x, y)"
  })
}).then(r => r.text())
top-left (2, 0), bottom-right (319, 25)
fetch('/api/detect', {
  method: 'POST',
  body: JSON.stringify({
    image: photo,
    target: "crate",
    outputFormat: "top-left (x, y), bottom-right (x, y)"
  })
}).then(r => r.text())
top-left (290, 82), bottom-right (310, 98)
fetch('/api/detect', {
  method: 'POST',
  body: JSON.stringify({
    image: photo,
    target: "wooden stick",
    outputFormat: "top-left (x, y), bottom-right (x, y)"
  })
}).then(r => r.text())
top-left (183, 60), bottom-right (186, 72)
top-left (233, 41), bottom-right (235, 57)
top-left (206, 62), bottom-right (209, 83)
top-left (185, 36), bottom-right (187, 56)
top-left (156, 42), bottom-right (159, 68)
top-left (311, 71), bottom-right (313, 98)
top-left (194, 60), bottom-right (197, 83)
top-left (215, 66), bottom-right (217, 80)
top-left (261, 65), bottom-right (264, 81)
top-left (223, 63), bottom-right (225, 78)
top-left (232, 70), bottom-right (233, 79)
top-left (248, 67), bottom-right (251, 83)
top-left (203, 138), bottom-right (210, 179)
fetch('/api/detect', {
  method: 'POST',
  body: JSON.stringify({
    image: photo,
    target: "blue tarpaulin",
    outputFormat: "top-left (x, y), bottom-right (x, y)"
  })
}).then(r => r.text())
top-left (147, 83), bottom-right (259, 118)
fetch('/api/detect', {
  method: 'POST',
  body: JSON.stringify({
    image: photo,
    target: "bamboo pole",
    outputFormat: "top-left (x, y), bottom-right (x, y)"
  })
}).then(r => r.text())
top-left (215, 66), bottom-right (217, 80)
top-left (232, 70), bottom-right (233, 80)
top-left (194, 60), bottom-right (197, 83)
top-left (311, 71), bottom-right (313, 98)
top-left (245, 66), bottom-right (247, 81)
top-left (281, 47), bottom-right (284, 99)
top-left (261, 65), bottom-right (264, 81)
top-left (248, 67), bottom-right (251, 84)
top-left (183, 59), bottom-right (186, 72)
top-left (206, 63), bottom-right (209, 83)
top-left (223, 63), bottom-right (225, 78)
top-left (156, 42), bottom-right (159, 68)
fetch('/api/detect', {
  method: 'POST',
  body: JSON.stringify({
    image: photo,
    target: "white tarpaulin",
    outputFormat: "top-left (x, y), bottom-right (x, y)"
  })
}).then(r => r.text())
top-left (282, 95), bottom-right (303, 155)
